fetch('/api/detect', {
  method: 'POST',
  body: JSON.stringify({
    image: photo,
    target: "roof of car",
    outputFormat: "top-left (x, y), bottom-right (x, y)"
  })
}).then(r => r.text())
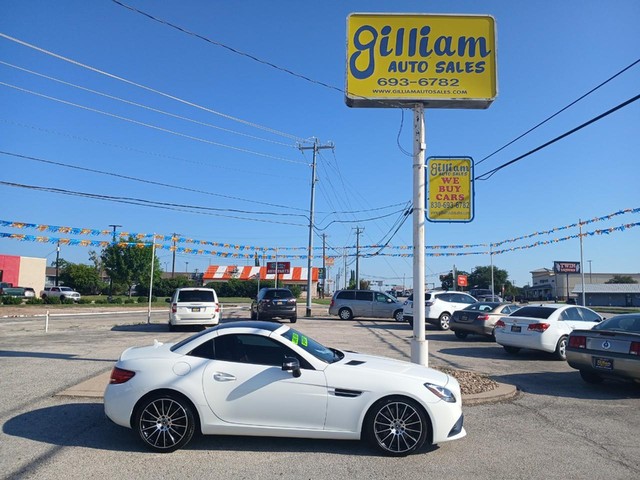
top-left (214, 321), bottom-right (284, 332)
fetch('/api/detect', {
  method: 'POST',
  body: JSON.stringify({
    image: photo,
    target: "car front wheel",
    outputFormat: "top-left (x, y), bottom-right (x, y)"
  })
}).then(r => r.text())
top-left (438, 312), bottom-right (451, 330)
top-left (394, 310), bottom-right (404, 322)
top-left (339, 308), bottom-right (353, 320)
top-left (134, 393), bottom-right (196, 453)
top-left (290, 315), bottom-right (297, 323)
top-left (364, 396), bottom-right (428, 456)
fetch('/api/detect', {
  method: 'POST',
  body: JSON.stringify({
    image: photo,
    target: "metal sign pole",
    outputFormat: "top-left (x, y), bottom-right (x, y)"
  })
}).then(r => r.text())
top-left (411, 105), bottom-right (428, 366)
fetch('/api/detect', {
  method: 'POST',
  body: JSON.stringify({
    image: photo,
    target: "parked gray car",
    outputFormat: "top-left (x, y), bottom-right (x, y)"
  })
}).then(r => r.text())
top-left (329, 289), bottom-right (404, 321)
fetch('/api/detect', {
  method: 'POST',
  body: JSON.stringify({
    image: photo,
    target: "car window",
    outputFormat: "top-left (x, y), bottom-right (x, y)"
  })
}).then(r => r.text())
top-left (503, 305), bottom-right (519, 315)
top-left (559, 307), bottom-right (584, 321)
top-left (577, 308), bottom-right (602, 322)
top-left (375, 292), bottom-right (391, 303)
top-left (336, 290), bottom-right (355, 300)
top-left (177, 290), bottom-right (215, 302)
top-left (281, 328), bottom-right (341, 364)
top-left (209, 334), bottom-right (312, 369)
top-left (458, 294), bottom-right (476, 304)
top-left (355, 291), bottom-right (373, 301)
top-left (510, 306), bottom-right (555, 319)
top-left (594, 315), bottom-right (640, 332)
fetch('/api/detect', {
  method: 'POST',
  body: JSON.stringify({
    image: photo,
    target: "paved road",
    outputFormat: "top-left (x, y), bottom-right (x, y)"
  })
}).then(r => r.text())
top-left (1, 306), bottom-right (639, 480)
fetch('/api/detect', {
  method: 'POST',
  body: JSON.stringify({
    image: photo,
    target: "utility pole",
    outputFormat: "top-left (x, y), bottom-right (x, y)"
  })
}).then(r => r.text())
top-left (55, 240), bottom-right (60, 286)
top-left (321, 233), bottom-right (327, 299)
top-left (299, 138), bottom-right (334, 317)
top-left (354, 226), bottom-right (364, 289)
top-left (171, 233), bottom-right (177, 278)
top-left (108, 224), bottom-right (121, 300)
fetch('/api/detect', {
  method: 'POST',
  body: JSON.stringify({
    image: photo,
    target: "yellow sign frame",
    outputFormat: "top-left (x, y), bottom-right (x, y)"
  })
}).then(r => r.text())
top-left (346, 13), bottom-right (497, 108)
top-left (427, 157), bottom-right (474, 222)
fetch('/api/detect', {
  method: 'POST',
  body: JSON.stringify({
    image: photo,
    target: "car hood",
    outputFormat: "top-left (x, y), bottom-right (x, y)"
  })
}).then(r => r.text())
top-left (338, 350), bottom-right (451, 386)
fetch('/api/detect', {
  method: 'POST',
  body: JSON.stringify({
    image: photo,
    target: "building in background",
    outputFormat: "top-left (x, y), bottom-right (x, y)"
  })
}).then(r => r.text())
top-left (0, 254), bottom-right (46, 295)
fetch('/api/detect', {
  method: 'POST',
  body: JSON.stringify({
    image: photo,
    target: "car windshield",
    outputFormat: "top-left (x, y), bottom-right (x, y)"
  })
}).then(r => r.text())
top-left (593, 314), bottom-right (640, 333)
top-left (60, 287), bottom-right (74, 292)
top-left (281, 328), bottom-right (343, 364)
top-left (510, 306), bottom-right (556, 319)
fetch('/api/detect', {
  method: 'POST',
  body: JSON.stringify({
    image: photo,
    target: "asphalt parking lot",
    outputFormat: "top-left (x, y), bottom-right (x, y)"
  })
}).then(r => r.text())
top-left (1, 305), bottom-right (639, 480)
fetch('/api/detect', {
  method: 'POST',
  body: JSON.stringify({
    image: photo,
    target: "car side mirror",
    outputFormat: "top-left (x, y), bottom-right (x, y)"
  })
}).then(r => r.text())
top-left (282, 356), bottom-right (301, 378)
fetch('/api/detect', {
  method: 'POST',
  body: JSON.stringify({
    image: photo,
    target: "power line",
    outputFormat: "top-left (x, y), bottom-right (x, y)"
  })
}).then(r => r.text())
top-left (111, 0), bottom-right (344, 95)
top-left (0, 81), bottom-right (307, 165)
top-left (476, 93), bottom-right (640, 181)
top-left (0, 31), bottom-right (307, 142)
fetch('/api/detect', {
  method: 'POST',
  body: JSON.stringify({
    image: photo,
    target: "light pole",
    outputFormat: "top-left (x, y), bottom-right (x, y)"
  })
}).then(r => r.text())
top-left (588, 260), bottom-right (592, 283)
top-left (185, 261), bottom-right (189, 279)
top-left (108, 224), bottom-right (121, 300)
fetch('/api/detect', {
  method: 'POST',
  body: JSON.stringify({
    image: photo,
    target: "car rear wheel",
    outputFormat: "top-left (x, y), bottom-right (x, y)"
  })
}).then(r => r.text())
top-left (364, 396), bottom-right (428, 456)
top-left (579, 370), bottom-right (604, 384)
top-left (290, 315), bottom-right (297, 323)
top-left (554, 336), bottom-right (568, 360)
top-left (250, 309), bottom-right (257, 320)
top-left (394, 310), bottom-right (404, 322)
top-left (134, 393), bottom-right (196, 453)
top-left (438, 312), bottom-right (451, 330)
top-left (339, 308), bottom-right (353, 320)
top-left (454, 330), bottom-right (468, 339)
top-left (503, 345), bottom-right (520, 355)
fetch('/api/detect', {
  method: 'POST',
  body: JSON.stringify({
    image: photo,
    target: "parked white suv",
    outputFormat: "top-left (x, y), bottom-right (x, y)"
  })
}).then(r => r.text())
top-left (166, 287), bottom-right (221, 331)
top-left (40, 286), bottom-right (81, 302)
top-left (403, 291), bottom-right (477, 330)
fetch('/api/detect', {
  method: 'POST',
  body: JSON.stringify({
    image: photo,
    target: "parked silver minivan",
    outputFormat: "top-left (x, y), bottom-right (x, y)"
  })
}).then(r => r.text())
top-left (328, 289), bottom-right (404, 321)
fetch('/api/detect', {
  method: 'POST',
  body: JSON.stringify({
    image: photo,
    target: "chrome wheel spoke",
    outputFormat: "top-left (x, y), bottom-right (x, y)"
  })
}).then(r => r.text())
top-left (373, 401), bottom-right (423, 453)
top-left (140, 398), bottom-right (188, 449)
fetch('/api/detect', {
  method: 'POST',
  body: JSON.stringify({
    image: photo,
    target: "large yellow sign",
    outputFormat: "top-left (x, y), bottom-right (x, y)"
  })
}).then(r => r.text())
top-left (427, 157), bottom-right (474, 222)
top-left (346, 13), bottom-right (497, 108)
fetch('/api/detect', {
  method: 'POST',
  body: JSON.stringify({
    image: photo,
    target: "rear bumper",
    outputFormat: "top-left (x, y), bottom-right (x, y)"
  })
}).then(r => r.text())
top-left (567, 349), bottom-right (640, 381)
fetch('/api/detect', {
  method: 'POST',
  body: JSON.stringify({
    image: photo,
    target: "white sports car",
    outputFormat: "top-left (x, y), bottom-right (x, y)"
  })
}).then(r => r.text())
top-left (104, 321), bottom-right (466, 456)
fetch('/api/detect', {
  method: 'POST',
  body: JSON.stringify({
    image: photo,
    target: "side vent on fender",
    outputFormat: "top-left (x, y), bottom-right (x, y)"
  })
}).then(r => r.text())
top-left (345, 360), bottom-right (366, 366)
top-left (332, 388), bottom-right (363, 398)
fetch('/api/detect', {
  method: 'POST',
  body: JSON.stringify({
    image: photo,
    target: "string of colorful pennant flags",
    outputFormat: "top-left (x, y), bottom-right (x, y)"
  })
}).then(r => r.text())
top-left (0, 209), bottom-right (637, 259)
top-left (1, 207), bottom-right (636, 254)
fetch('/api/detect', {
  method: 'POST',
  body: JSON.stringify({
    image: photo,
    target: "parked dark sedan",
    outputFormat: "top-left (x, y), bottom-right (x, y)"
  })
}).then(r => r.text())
top-left (566, 313), bottom-right (640, 384)
top-left (450, 302), bottom-right (521, 340)
top-left (250, 287), bottom-right (297, 323)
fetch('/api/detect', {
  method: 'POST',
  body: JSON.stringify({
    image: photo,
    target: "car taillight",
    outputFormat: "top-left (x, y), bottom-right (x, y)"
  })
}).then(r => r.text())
top-left (215, 303), bottom-right (220, 313)
top-left (171, 303), bottom-right (177, 313)
top-left (110, 367), bottom-right (135, 384)
top-left (477, 314), bottom-right (490, 321)
top-left (630, 342), bottom-right (640, 356)
top-left (528, 323), bottom-right (550, 332)
top-left (330, 299), bottom-right (335, 307)
top-left (495, 319), bottom-right (506, 328)
top-left (425, 302), bottom-right (434, 307)
top-left (569, 335), bottom-right (586, 349)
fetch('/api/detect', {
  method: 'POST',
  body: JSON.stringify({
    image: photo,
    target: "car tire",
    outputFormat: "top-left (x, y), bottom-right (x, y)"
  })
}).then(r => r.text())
top-left (554, 336), bottom-right (568, 361)
top-left (393, 309), bottom-right (404, 322)
top-left (407, 317), bottom-right (413, 327)
top-left (579, 370), bottom-right (604, 384)
top-left (290, 315), bottom-right (297, 323)
top-left (134, 392), bottom-right (196, 453)
top-left (338, 308), bottom-right (353, 320)
top-left (364, 396), bottom-right (428, 457)
top-left (60, 295), bottom-right (66, 301)
top-left (250, 309), bottom-right (257, 320)
top-left (438, 312), bottom-right (451, 330)
top-left (503, 345), bottom-right (520, 355)
top-left (454, 330), bottom-right (468, 339)
top-left (168, 322), bottom-right (176, 332)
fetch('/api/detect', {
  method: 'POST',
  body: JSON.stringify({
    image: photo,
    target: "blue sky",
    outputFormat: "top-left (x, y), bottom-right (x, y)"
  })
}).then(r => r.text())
top-left (1, 0), bottom-right (638, 289)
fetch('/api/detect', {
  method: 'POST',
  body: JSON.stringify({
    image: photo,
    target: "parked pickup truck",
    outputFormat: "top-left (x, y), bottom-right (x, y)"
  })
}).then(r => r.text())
top-left (40, 286), bottom-right (81, 302)
top-left (0, 282), bottom-right (36, 297)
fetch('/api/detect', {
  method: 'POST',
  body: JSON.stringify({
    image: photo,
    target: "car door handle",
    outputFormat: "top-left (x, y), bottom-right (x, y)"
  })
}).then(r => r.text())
top-left (213, 372), bottom-right (236, 382)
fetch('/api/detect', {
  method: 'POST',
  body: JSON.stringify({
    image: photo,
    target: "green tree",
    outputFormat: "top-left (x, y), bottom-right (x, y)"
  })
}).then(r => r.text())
top-left (101, 236), bottom-right (162, 295)
top-left (605, 275), bottom-right (637, 284)
top-left (468, 266), bottom-right (511, 293)
top-left (439, 270), bottom-right (470, 290)
top-left (59, 263), bottom-right (106, 294)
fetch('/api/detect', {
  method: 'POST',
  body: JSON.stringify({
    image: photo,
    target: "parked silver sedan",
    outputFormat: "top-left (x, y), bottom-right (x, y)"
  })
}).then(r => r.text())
top-left (450, 302), bottom-right (521, 340)
top-left (566, 313), bottom-right (640, 384)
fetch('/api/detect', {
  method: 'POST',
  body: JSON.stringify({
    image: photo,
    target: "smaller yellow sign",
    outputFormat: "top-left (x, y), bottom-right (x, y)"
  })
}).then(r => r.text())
top-left (427, 157), bottom-right (474, 222)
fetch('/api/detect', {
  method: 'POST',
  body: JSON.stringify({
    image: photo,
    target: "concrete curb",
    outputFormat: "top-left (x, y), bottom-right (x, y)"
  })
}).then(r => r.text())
top-left (462, 382), bottom-right (519, 406)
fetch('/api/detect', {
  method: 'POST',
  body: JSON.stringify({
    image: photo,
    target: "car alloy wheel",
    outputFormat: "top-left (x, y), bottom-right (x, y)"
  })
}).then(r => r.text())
top-left (365, 397), bottom-right (427, 456)
top-left (554, 336), bottom-right (568, 361)
top-left (135, 393), bottom-right (196, 453)
top-left (339, 308), bottom-right (353, 320)
top-left (394, 310), bottom-right (404, 322)
top-left (438, 313), bottom-right (451, 330)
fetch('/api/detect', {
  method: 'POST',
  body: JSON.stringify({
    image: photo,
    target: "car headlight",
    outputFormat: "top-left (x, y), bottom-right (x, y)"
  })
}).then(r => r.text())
top-left (424, 383), bottom-right (456, 403)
